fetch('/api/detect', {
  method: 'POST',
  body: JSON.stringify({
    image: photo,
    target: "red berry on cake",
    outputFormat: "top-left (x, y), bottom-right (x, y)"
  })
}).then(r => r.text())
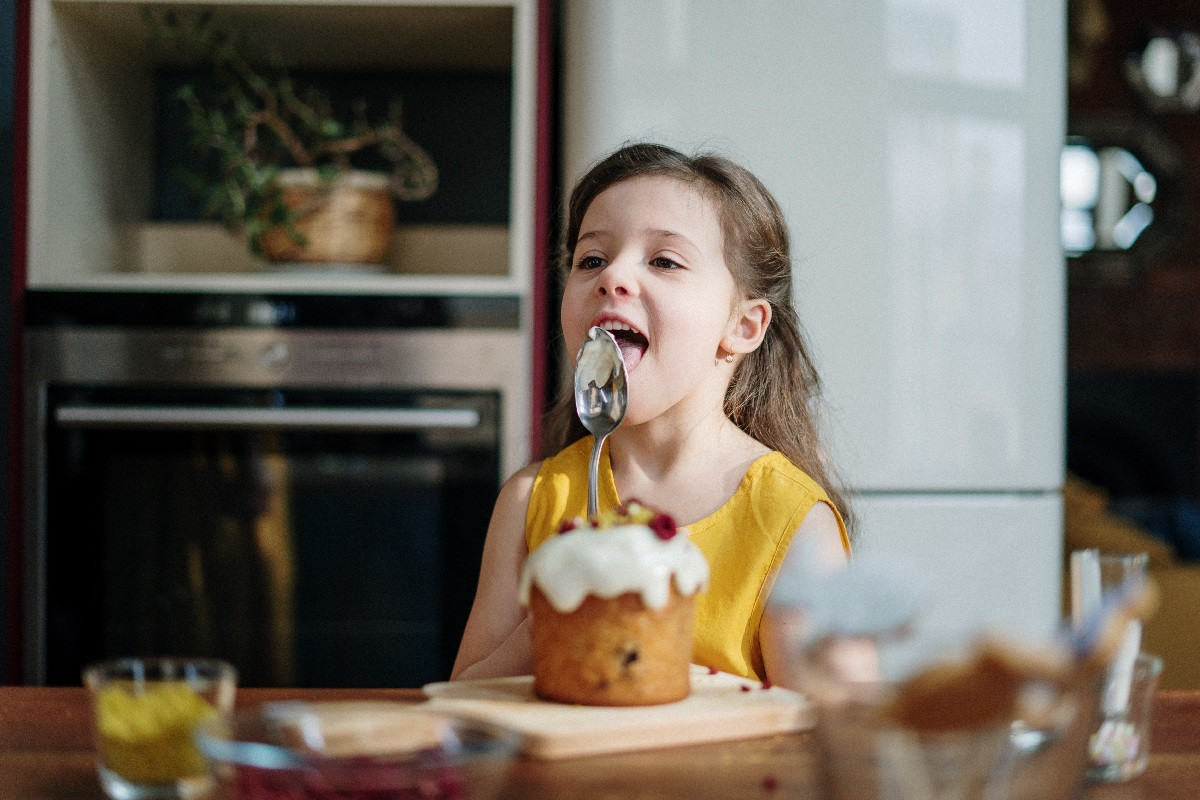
top-left (649, 512), bottom-right (678, 540)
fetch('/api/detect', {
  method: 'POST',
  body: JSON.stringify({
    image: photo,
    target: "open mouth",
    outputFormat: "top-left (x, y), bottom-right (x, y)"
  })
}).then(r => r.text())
top-left (598, 320), bottom-right (648, 371)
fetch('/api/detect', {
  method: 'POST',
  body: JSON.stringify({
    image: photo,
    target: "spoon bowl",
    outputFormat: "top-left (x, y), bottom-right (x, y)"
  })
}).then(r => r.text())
top-left (574, 327), bottom-right (628, 517)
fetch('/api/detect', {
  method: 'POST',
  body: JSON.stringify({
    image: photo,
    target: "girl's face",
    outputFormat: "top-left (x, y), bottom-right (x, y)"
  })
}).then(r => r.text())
top-left (561, 175), bottom-right (743, 427)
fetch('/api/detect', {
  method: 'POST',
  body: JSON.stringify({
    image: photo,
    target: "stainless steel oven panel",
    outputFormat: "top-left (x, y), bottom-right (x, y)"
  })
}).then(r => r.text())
top-left (27, 326), bottom-right (528, 469)
top-left (24, 325), bottom-right (529, 685)
top-left (28, 326), bottom-right (524, 387)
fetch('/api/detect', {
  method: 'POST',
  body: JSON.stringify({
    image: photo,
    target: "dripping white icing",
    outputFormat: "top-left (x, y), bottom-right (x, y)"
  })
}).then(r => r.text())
top-left (519, 524), bottom-right (710, 613)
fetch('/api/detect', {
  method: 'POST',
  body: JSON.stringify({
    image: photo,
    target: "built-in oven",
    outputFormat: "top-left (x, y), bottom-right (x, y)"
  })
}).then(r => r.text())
top-left (24, 292), bottom-right (530, 687)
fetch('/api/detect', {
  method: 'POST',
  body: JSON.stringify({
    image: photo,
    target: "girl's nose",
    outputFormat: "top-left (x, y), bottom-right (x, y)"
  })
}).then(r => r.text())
top-left (597, 258), bottom-right (637, 297)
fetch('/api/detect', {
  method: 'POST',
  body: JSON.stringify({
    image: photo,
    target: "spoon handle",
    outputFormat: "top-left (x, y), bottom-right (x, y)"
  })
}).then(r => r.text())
top-left (587, 434), bottom-right (605, 518)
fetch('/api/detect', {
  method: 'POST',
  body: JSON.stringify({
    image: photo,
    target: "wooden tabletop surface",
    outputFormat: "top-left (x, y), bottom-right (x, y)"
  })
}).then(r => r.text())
top-left (4, 686), bottom-right (1200, 799)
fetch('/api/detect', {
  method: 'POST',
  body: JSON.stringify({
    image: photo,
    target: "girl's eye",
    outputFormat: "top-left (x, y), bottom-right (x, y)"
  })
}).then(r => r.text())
top-left (651, 256), bottom-right (682, 270)
top-left (575, 255), bottom-right (605, 271)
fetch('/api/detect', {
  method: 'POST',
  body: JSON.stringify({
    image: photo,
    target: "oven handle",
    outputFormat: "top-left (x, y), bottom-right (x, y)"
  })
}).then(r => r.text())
top-left (54, 405), bottom-right (483, 431)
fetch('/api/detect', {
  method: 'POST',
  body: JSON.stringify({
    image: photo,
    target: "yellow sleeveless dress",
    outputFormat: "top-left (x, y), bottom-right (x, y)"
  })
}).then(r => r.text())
top-left (525, 436), bottom-right (850, 681)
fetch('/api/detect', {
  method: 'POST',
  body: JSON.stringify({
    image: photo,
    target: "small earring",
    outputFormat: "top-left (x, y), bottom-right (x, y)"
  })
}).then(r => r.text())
top-left (724, 353), bottom-right (734, 363)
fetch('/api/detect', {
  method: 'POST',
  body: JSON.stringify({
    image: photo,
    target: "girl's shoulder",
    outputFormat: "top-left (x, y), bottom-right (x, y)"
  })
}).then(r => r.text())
top-left (500, 458), bottom-right (546, 496)
top-left (748, 451), bottom-right (831, 501)
top-left (491, 459), bottom-right (544, 530)
top-left (746, 453), bottom-right (850, 555)
top-left (499, 437), bottom-right (592, 511)
top-left (698, 451), bottom-right (836, 530)
top-left (538, 436), bottom-right (593, 474)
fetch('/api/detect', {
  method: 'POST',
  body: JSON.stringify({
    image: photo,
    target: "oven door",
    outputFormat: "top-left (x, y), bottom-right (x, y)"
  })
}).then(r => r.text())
top-left (40, 385), bottom-right (498, 688)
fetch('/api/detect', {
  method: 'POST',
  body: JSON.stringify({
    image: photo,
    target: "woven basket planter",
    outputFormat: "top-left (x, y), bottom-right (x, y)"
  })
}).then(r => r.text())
top-left (258, 169), bottom-right (395, 265)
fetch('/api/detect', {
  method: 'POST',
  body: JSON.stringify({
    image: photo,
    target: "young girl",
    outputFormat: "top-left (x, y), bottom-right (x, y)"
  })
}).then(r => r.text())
top-left (451, 142), bottom-right (852, 685)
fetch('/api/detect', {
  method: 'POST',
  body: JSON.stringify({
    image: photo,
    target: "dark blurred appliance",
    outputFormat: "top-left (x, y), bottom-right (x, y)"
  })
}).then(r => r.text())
top-left (24, 291), bottom-right (524, 687)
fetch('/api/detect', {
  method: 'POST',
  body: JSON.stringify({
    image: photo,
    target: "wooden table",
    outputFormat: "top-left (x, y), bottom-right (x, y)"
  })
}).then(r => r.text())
top-left (4, 686), bottom-right (1199, 799)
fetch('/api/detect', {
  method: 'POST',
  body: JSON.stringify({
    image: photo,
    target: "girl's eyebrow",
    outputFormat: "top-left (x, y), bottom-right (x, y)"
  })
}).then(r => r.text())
top-left (650, 229), bottom-right (700, 253)
top-left (576, 228), bottom-right (700, 252)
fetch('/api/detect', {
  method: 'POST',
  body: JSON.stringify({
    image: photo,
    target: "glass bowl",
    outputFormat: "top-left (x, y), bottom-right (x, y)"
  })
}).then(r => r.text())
top-left (194, 702), bottom-right (519, 800)
top-left (810, 671), bottom-right (1100, 800)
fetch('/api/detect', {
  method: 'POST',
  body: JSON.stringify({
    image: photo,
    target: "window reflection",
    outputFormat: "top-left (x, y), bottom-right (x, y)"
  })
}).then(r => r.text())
top-left (1059, 117), bottom-right (1187, 275)
top-left (886, 0), bottom-right (1025, 87)
top-left (1061, 142), bottom-right (1157, 255)
top-left (1061, 145), bottom-right (1099, 252)
top-left (1125, 30), bottom-right (1200, 113)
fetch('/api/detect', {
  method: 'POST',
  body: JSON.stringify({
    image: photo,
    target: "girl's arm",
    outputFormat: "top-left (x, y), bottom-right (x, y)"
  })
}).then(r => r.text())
top-left (450, 461), bottom-right (541, 681)
top-left (759, 501), bottom-right (860, 686)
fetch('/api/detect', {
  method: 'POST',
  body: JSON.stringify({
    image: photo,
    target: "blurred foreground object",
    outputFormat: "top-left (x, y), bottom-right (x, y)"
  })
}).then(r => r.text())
top-left (84, 657), bottom-right (237, 799)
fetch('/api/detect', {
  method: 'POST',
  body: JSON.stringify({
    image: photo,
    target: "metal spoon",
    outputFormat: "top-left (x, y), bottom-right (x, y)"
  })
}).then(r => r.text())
top-left (574, 326), bottom-right (628, 517)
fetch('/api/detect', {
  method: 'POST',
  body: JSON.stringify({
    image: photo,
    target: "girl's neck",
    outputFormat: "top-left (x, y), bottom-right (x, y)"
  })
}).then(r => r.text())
top-left (612, 373), bottom-right (743, 474)
top-left (606, 412), bottom-right (770, 524)
top-left (611, 413), bottom-right (733, 473)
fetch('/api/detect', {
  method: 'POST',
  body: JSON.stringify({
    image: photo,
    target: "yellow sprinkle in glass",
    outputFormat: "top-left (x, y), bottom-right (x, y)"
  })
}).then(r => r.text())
top-left (84, 657), bottom-right (237, 799)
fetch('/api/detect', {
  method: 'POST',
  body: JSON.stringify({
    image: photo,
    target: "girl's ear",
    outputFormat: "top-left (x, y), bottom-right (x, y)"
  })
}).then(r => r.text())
top-left (723, 297), bottom-right (772, 356)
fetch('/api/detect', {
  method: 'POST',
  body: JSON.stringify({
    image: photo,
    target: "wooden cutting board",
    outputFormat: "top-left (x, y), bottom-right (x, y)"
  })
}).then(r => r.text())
top-left (421, 666), bottom-right (814, 759)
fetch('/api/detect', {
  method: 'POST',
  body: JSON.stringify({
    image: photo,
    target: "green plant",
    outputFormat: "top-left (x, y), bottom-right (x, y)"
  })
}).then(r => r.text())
top-left (144, 9), bottom-right (438, 255)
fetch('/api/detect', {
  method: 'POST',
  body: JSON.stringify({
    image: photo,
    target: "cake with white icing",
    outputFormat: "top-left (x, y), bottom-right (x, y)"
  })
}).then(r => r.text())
top-left (519, 501), bottom-right (710, 706)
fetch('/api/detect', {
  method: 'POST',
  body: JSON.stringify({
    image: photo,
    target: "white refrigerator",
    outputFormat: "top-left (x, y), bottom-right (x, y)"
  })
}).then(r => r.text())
top-left (561, 0), bottom-right (1066, 641)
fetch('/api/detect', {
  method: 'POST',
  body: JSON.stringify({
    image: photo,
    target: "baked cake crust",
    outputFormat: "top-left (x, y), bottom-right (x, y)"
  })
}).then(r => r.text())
top-left (530, 585), bottom-right (695, 706)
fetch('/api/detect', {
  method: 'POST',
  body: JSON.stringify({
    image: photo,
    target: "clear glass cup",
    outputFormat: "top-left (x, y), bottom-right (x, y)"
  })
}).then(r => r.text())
top-left (83, 656), bottom-right (237, 800)
top-left (1070, 550), bottom-right (1149, 630)
top-left (815, 682), bottom-right (1014, 800)
top-left (1086, 652), bottom-right (1163, 781)
top-left (789, 625), bottom-right (1101, 800)
top-left (1069, 550), bottom-right (1159, 782)
top-left (813, 676), bottom-right (1101, 800)
top-left (1098, 552), bottom-right (1151, 591)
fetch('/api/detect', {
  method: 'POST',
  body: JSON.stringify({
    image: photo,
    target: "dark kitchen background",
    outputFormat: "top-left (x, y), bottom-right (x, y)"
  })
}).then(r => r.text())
top-left (7, 0), bottom-right (1200, 685)
top-left (1065, 0), bottom-right (1200, 554)
top-left (1, 0), bottom-right (19, 685)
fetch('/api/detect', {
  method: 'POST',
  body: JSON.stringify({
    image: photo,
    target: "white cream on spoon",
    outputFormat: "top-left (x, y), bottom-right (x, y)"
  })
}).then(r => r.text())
top-left (574, 327), bottom-right (628, 517)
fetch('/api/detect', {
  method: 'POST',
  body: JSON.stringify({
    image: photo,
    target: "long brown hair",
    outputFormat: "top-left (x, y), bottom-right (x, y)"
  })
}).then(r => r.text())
top-left (544, 142), bottom-right (854, 538)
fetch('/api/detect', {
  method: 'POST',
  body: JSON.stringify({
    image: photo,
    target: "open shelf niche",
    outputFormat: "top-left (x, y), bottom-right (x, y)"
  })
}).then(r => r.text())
top-left (26, 0), bottom-right (539, 296)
